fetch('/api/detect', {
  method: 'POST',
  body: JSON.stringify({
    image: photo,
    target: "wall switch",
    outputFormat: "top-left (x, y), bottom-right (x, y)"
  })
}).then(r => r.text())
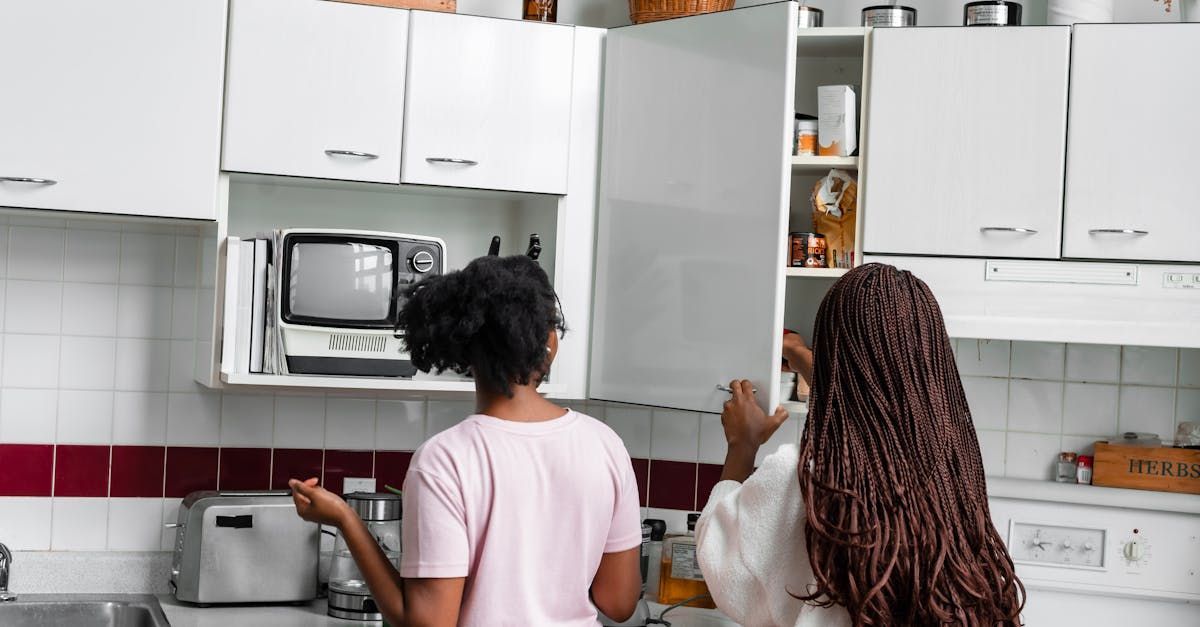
top-left (343, 477), bottom-right (377, 493)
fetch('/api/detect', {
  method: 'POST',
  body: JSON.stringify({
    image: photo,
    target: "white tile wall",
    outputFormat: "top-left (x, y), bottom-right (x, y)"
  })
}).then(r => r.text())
top-left (325, 398), bottom-right (377, 450)
top-left (51, 498), bottom-right (110, 551)
top-left (376, 400), bottom-right (426, 450)
top-left (107, 498), bottom-right (164, 551)
top-left (112, 392), bottom-right (168, 445)
top-left (165, 391), bottom-right (221, 446)
top-left (57, 390), bottom-right (114, 445)
top-left (605, 405), bottom-right (652, 458)
top-left (649, 409), bottom-right (700, 462)
top-left (0, 497), bottom-right (53, 550)
top-left (219, 393), bottom-right (274, 447)
top-left (273, 394), bottom-right (327, 449)
top-left (0, 389), bottom-right (58, 443)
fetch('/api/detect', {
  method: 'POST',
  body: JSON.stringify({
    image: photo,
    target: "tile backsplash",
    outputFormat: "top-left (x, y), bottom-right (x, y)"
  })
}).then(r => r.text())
top-left (955, 339), bottom-right (1200, 481)
top-left (3, 217), bottom-right (1199, 553)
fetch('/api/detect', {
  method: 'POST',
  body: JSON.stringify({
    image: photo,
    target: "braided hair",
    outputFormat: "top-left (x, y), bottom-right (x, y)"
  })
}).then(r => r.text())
top-left (397, 255), bottom-right (565, 397)
top-left (797, 263), bottom-right (1024, 625)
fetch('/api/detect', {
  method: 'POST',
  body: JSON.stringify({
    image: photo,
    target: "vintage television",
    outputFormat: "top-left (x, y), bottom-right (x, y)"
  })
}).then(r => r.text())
top-left (277, 228), bottom-right (445, 377)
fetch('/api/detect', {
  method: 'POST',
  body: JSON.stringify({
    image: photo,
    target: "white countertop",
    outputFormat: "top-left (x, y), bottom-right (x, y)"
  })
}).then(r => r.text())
top-left (157, 596), bottom-right (737, 627)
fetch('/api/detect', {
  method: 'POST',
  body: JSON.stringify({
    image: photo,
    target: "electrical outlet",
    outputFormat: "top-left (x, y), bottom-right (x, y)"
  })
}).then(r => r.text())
top-left (343, 477), bottom-right (377, 493)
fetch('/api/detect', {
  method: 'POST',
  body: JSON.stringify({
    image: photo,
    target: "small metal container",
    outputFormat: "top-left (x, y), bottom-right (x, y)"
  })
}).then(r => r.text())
top-left (964, 1), bottom-right (1022, 26)
top-left (861, 5), bottom-right (917, 27)
top-left (345, 492), bottom-right (401, 521)
top-left (797, 5), bottom-right (823, 28)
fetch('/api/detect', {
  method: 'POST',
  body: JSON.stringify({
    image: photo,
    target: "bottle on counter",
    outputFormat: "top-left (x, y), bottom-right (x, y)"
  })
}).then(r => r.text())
top-left (643, 519), bottom-right (667, 603)
top-left (658, 514), bottom-right (715, 609)
top-left (1056, 452), bottom-right (1078, 483)
top-left (1076, 455), bottom-right (1093, 485)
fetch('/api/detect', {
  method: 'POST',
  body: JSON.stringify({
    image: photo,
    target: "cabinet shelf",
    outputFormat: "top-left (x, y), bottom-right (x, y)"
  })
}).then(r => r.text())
top-left (796, 27), bottom-right (868, 57)
top-left (785, 267), bottom-right (849, 278)
top-left (791, 155), bottom-right (858, 172)
top-left (221, 372), bottom-right (568, 397)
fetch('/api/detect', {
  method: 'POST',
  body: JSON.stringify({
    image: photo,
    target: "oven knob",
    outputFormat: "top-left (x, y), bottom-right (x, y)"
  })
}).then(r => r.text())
top-left (1062, 539), bottom-right (1073, 550)
top-left (409, 250), bottom-right (436, 274)
top-left (1083, 542), bottom-right (1096, 552)
top-left (1123, 540), bottom-right (1145, 562)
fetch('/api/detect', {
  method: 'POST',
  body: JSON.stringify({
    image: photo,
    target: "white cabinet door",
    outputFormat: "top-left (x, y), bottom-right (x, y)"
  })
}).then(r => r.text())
top-left (590, 2), bottom-right (796, 414)
top-left (222, 0), bottom-right (408, 184)
top-left (0, 0), bottom-right (226, 220)
top-left (862, 27), bottom-right (1070, 259)
top-left (1063, 24), bottom-right (1200, 263)
top-left (402, 12), bottom-right (573, 195)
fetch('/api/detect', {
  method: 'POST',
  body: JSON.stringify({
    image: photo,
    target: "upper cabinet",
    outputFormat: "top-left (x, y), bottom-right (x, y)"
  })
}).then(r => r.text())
top-left (590, 2), bottom-right (796, 414)
top-left (401, 12), bottom-right (574, 195)
top-left (862, 27), bottom-right (1070, 259)
top-left (1063, 24), bottom-right (1200, 263)
top-left (0, 0), bottom-right (226, 220)
top-left (222, 0), bottom-right (409, 184)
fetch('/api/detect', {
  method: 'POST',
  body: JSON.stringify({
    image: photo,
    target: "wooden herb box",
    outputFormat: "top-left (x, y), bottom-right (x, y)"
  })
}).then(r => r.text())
top-left (330, 0), bottom-right (456, 12)
top-left (1092, 441), bottom-right (1200, 495)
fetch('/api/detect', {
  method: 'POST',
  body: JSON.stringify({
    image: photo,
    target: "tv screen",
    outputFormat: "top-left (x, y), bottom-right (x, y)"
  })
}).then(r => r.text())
top-left (287, 241), bottom-right (394, 324)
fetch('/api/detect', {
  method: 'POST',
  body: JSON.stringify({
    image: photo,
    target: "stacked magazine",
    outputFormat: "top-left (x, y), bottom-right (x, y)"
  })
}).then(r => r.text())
top-left (221, 231), bottom-right (287, 377)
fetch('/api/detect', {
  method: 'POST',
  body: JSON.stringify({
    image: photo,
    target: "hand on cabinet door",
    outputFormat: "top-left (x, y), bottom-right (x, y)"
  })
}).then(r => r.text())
top-left (719, 380), bottom-right (789, 483)
top-left (782, 332), bottom-right (814, 387)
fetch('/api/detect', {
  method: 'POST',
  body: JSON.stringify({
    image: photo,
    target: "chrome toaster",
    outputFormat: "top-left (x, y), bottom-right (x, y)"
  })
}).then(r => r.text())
top-left (169, 490), bottom-right (319, 604)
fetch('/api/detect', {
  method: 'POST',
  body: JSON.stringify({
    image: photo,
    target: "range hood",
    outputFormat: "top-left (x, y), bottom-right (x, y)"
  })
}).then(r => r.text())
top-left (867, 255), bottom-right (1200, 349)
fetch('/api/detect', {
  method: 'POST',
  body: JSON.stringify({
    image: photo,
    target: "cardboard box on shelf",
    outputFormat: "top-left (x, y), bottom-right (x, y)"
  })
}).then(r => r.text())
top-left (817, 85), bottom-right (858, 157)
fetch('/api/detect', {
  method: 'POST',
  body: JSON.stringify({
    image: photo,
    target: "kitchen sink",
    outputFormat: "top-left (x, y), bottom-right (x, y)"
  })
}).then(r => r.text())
top-left (0, 594), bottom-right (170, 627)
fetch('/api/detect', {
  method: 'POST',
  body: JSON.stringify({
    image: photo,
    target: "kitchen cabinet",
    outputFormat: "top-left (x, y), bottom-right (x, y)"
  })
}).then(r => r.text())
top-left (589, 2), bottom-right (796, 414)
top-left (861, 27), bottom-right (1070, 259)
top-left (1062, 24), bottom-right (1200, 263)
top-left (401, 12), bottom-right (574, 195)
top-left (222, 0), bottom-right (409, 185)
top-left (0, 0), bottom-right (226, 220)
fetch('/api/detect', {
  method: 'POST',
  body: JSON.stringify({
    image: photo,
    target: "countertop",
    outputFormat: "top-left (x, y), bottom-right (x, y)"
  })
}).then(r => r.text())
top-left (157, 596), bottom-right (736, 626)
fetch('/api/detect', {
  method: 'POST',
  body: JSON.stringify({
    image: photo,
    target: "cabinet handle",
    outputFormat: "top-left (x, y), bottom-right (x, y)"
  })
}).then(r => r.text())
top-left (716, 384), bottom-right (758, 394)
top-left (980, 227), bottom-right (1038, 234)
top-left (1088, 228), bottom-right (1149, 236)
top-left (425, 157), bottom-right (479, 166)
top-left (324, 150), bottom-right (379, 159)
top-left (0, 176), bottom-right (57, 186)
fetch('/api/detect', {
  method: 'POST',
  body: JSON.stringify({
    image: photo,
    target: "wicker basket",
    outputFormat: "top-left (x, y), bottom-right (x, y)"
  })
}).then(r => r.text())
top-left (629, 0), bottom-right (735, 24)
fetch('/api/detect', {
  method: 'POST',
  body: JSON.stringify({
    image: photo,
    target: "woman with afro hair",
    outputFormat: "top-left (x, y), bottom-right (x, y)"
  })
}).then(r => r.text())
top-left (289, 255), bottom-right (644, 627)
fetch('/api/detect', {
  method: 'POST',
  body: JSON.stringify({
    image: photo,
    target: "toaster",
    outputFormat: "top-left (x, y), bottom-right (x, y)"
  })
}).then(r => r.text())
top-left (170, 490), bottom-right (319, 604)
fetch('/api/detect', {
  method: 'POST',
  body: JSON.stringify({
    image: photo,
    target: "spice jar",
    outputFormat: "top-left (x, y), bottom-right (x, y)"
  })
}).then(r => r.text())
top-left (789, 232), bottom-right (828, 268)
top-left (1076, 455), bottom-right (1093, 485)
top-left (1056, 452), bottom-right (1078, 483)
top-left (794, 115), bottom-right (818, 156)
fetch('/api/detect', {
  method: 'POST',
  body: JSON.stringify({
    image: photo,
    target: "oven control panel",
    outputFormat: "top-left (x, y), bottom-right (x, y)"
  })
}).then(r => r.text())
top-left (1010, 522), bottom-right (1106, 568)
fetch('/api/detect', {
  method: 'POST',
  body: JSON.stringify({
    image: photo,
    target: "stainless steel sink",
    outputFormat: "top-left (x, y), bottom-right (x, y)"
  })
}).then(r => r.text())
top-left (0, 594), bottom-right (170, 627)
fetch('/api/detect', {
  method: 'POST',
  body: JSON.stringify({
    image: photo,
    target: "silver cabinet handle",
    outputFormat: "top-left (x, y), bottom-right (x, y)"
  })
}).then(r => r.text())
top-left (980, 227), bottom-right (1038, 234)
top-left (324, 150), bottom-right (378, 159)
top-left (426, 157), bottom-right (478, 166)
top-left (716, 384), bottom-right (758, 394)
top-left (164, 523), bottom-right (185, 529)
top-left (1088, 228), bottom-right (1149, 236)
top-left (0, 176), bottom-right (57, 186)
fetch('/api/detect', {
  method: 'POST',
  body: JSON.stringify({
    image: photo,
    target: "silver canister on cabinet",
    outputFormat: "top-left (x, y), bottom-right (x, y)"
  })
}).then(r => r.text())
top-left (797, 5), bottom-right (823, 28)
top-left (861, 5), bottom-right (917, 27)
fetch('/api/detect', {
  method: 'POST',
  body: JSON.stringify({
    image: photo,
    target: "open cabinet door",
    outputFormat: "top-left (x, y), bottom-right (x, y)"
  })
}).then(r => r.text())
top-left (590, 3), bottom-right (796, 414)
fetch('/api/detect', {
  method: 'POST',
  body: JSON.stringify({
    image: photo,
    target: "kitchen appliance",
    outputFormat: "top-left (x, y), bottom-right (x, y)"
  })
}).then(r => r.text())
top-left (277, 228), bottom-right (445, 378)
top-left (328, 493), bottom-right (402, 621)
top-left (988, 483), bottom-right (1200, 623)
top-left (867, 256), bottom-right (1200, 349)
top-left (964, 1), bottom-right (1022, 26)
top-left (796, 5), bottom-right (823, 28)
top-left (861, 5), bottom-right (917, 27)
top-left (169, 491), bottom-right (319, 604)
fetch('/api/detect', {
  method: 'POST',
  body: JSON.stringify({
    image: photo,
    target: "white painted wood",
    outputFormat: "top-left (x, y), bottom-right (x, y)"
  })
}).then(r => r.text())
top-left (785, 267), bottom-right (848, 278)
top-left (544, 27), bottom-right (605, 400)
top-left (591, 2), bottom-right (797, 414)
top-left (222, 0), bottom-right (408, 184)
top-left (792, 156), bottom-right (858, 172)
top-left (794, 27), bottom-right (867, 57)
top-left (1063, 24), bottom-right (1200, 263)
top-left (861, 27), bottom-right (1070, 259)
top-left (0, 0), bottom-right (226, 219)
top-left (402, 12), bottom-right (574, 195)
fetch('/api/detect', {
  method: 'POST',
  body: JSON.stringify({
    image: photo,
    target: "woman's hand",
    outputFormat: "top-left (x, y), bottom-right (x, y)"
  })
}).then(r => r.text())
top-left (721, 379), bottom-right (789, 449)
top-left (289, 477), bottom-right (354, 528)
top-left (782, 333), bottom-right (814, 385)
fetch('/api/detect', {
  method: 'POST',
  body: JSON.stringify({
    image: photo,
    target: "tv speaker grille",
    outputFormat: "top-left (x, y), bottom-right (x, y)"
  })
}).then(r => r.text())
top-left (328, 334), bottom-right (387, 353)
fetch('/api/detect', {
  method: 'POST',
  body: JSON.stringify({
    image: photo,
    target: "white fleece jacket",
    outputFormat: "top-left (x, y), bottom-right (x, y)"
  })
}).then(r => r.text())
top-left (695, 444), bottom-right (851, 627)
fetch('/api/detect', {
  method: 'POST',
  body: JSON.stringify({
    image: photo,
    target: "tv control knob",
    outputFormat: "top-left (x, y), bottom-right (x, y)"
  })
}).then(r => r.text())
top-left (1083, 542), bottom-right (1096, 552)
top-left (410, 250), bottom-right (436, 274)
top-left (1062, 539), bottom-right (1073, 550)
top-left (1124, 540), bottom-right (1145, 563)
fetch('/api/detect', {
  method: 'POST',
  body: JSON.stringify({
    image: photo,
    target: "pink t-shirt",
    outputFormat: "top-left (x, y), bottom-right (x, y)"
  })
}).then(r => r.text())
top-left (399, 410), bottom-right (642, 626)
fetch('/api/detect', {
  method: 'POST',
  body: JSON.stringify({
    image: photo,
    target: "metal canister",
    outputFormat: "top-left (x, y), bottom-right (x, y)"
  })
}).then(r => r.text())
top-left (797, 5), bottom-right (824, 28)
top-left (790, 232), bottom-right (828, 268)
top-left (861, 5), bottom-right (917, 27)
top-left (964, 1), bottom-right (1022, 26)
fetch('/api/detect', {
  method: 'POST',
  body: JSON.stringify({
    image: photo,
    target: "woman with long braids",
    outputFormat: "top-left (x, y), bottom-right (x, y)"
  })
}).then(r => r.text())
top-left (696, 263), bottom-right (1024, 626)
